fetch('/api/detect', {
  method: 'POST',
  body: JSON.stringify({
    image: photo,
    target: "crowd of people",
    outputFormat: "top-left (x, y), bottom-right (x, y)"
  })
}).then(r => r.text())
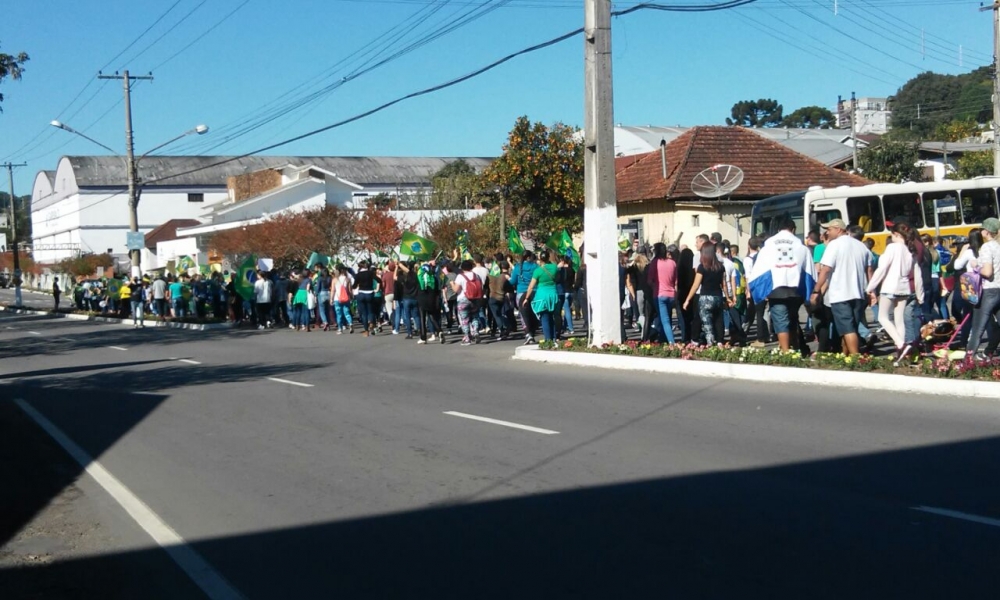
top-left (57, 217), bottom-right (1000, 362)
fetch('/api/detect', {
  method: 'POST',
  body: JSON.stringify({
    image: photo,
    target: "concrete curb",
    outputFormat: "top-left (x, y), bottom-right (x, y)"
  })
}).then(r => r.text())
top-left (0, 305), bottom-right (233, 331)
top-left (512, 346), bottom-right (1000, 400)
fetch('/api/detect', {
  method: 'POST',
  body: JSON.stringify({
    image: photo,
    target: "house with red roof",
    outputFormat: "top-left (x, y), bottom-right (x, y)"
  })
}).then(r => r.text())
top-left (615, 126), bottom-right (869, 249)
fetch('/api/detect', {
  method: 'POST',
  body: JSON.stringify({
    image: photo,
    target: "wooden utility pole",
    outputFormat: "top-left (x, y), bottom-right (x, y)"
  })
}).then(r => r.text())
top-left (583, 0), bottom-right (621, 345)
top-left (98, 69), bottom-right (153, 276)
top-left (3, 162), bottom-right (26, 306)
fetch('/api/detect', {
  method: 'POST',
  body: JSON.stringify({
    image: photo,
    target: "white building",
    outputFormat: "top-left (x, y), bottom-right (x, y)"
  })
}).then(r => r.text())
top-left (30, 155), bottom-right (493, 264)
top-left (836, 97), bottom-right (892, 134)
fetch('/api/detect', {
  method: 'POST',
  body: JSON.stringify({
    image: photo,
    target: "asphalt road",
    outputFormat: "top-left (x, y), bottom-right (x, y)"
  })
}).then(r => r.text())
top-left (1, 295), bottom-right (999, 599)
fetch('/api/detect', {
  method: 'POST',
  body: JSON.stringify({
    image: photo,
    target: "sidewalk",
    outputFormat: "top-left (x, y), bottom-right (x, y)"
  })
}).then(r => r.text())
top-left (512, 345), bottom-right (1000, 400)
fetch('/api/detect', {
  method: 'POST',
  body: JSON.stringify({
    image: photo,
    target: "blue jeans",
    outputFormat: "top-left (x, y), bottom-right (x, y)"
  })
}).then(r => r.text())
top-left (317, 292), bottom-right (331, 326)
top-left (537, 309), bottom-right (556, 342)
top-left (562, 293), bottom-right (575, 333)
top-left (333, 301), bottom-right (352, 328)
top-left (131, 299), bottom-right (144, 324)
top-left (967, 288), bottom-right (1000, 353)
top-left (172, 298), bottom-right (187, 318)
top-left (904, 298), bottom-right (923, 345)
top-left (655, 295), bottom-right (677, 344)
top-left (400, 298), bottom-right (418, 335)
top-left (357, 294), bottom-right (376, 331)
top-left (488, 297), bottom-right (509, 335)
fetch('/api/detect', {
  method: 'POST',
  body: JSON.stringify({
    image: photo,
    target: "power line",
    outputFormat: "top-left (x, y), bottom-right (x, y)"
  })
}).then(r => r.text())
top-left (100, 0), bottom-right (185, 71)
top-left (152, 0), bottom-right (766, 184)
top-left (118, 0), bottom-right (211, 68)
top-left (150, 0), bottom-right (254, 72)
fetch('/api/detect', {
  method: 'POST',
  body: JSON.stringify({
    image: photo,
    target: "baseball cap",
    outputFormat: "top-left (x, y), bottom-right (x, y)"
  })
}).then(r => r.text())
top-left (983, 217), bottom-right (1000, 234)
top-left (821, 218), bottom-right (847, 230)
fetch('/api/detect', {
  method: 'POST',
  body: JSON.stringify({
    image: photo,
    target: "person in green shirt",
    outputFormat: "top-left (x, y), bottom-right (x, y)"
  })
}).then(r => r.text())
top-left (524, 249), bottom-right (560, 343)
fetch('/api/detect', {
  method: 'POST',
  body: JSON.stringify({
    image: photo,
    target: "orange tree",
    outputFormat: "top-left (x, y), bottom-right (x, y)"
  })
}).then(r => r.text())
top-left (211, 211), bottom-right (325, 270)
top-left (312, 204), bottom-right (359, 257)
top-left (355, 204), bottom-right (401, 255)
top-left (482, 116), bottom-right (584, 239)
top-left (53, 253), bottom-right (111, 278)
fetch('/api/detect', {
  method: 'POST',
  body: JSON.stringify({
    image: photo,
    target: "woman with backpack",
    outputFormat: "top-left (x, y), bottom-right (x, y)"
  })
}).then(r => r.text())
top-left (952, 229), bottom-right (983, 347)
top-left (965, 218), bottom-right (1000, 360)
top-left (523, 250), bottom-right (560, 344)
top-left (451, 260), bottom-right (484, 346)
top-left (866, 223), bottom-right (923, 362)
top-left (332, 265), bottom-right (354, 334)
top-left (415, 263), bottom-right (444, 344)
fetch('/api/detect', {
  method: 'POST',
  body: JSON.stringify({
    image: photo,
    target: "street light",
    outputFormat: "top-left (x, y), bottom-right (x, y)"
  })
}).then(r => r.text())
top-left (51, 120), bottom-right (209, 276)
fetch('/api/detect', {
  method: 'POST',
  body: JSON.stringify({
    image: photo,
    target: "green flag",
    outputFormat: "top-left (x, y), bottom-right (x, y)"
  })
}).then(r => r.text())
top-left (618, 233), bottom-right (630, 251)
top-left (566, 246), bottom-right (581, 271)
top-left (400, 231), bottom-right (438, 260)
top-left (507, 227), bottom-right (525, 255)
top-left (235, 255), bottom-right (257, 301)
top-left (457, 229), bottom-right (473, 260)
top-left (177, 255), bottom-right (196, 274)
top-left (306, 252), bottom-right (329, 270)
top-left (489, 262), bottom-right (501, 277)
top-left (545, 229), bottom-right (573, 253)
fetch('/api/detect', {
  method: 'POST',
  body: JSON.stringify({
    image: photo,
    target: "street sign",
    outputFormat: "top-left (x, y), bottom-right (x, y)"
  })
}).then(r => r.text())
top-left (126, 231), bottom-right (145, 251)
top-left (935, 196), bottom-right (958, 214)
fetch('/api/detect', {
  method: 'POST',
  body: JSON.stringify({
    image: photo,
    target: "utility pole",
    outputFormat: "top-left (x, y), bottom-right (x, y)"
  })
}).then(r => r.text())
top-left (583, 0), bottom-right (621, 346)
top-left (3, 162), bottom-right (26, 306)
top-left (851, 91), bottom-right (859, 172)
top-left (98, 69), bottom-right (153, 277)
top-left (982, 2), bottom-right (1000, 175)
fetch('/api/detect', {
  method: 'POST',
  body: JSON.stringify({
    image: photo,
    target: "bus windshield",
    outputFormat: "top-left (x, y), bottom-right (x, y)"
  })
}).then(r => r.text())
top-left (751, 191), bottom-right (806, 240)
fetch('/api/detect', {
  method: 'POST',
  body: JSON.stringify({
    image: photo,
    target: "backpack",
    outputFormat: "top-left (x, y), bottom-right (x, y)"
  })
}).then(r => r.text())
top-left (461, 272), bottom-right (483, 300)
top-left (336, 279), bottom-right (350, 303)
top-left (960, 268), bottom-right (982, 306)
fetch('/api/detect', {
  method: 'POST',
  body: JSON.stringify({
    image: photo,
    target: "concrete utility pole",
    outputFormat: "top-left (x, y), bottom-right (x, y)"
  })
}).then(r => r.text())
top-left (583, 0), bottom-right (621, 346)
top-left (99, 70), bottom-right (153, 277)
top-left (982, 2), bottom-right (1000, 175)
top-left (3, 162), bottom-right (26, 306)
top-left (851, 91), bottom-right (859, 172)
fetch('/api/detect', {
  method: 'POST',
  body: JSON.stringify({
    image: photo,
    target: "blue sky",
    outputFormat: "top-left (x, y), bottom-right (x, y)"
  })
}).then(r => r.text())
top-left (0, 0), bottom-right (989, 187)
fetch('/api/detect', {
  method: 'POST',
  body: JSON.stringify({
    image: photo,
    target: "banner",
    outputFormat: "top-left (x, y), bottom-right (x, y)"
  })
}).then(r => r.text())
top-left (400, 231), bottom-right (438, 260)
top-left (235, 255), bottom-right (257, 301)
top-left (507, 227), bottom-right (525, 255)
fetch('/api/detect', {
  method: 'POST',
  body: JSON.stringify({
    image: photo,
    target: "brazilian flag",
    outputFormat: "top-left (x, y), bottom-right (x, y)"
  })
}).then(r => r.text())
top-left (400, 231), bottom-right (438, 260)
top-left (489, 262), bottom-right (501, 277)
top-left (618, 233), bottom-right (630, 251)
top-left (177, 255), bottom-right (197, 274)
top-left (507, 227), bottom-right (525, 255)
top-left (545, 229), bottom-right (573, 253)
top-left (235, 255), bottom-right (257, 301)
top-left (566, 246), bottom-right (581, 271)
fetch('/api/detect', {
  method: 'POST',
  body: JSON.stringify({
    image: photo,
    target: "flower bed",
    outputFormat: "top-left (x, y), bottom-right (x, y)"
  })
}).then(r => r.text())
top-left (539, 338), bottom-right (1000, 382)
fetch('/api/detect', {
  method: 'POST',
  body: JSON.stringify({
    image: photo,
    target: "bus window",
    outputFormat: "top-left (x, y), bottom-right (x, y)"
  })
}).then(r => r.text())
top-left (846, 196), bottom-right (884, 232)
top-left (960, 188), bottom-right (998, 224)
top-left (882, 193), bottom-right (924, 228)
top-left (809, 208), bottom-right (841, 232)
top-left (923, 190), bottom-right (961, 228)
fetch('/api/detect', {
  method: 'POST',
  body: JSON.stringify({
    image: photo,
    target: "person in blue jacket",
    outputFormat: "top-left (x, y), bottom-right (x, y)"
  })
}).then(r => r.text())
top-left (511, 250), bottom-right (538, 344)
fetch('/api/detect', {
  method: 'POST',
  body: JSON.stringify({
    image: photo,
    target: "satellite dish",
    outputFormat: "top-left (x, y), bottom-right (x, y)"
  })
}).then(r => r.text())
top-left (691, 164), bottom-right (744, 198)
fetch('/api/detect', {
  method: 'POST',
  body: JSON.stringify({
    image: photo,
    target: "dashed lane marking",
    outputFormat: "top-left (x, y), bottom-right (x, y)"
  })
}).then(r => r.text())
top-left (108, 346), bottom-right (128, 351)
top-left (13, 398), bottom-right (246, 600)
top-left (28, 331), bottom-right (40, 335)
top-left (443, 411), bottom-right (560, 435)
top-left (912, 506), bottom-right (1000, 529)
top-left (177, 359), bottom-right (202, 365)
top-left (266, 377), bottom-right (314, 388)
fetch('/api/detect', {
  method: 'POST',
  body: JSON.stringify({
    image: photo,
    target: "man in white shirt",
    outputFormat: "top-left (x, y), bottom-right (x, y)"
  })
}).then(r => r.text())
top-left (813, 219), bottom-right (871, 355)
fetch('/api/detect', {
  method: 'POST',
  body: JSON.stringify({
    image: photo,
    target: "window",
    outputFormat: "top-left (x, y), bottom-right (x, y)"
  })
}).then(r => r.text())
top-left (882, 193), bottom-right (924, 228)
top-left (809, 208), bottom-right (842, 232)
top-left (188, 193), bottom-right (204, 203)
top-left (846, 196), bottom-right (884, 233)
top-left (960, 188), bottom-right (998, 224)
top-left (691, 215), bottom-right (700, 227)
top-left (922, 190), bottom-right (961, 228)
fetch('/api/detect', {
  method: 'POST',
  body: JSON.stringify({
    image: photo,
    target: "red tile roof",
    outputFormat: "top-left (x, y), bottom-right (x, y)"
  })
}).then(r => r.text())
top-left (144, 219), bottom-right (202, 249)
top-left (616, 126), bottom-right (869, 204)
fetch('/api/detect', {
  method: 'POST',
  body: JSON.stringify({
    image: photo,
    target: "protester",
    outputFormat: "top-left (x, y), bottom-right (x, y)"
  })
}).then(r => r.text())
top-left (488, 260), bottom-right (513, 340)
top-left (452, 259), bottom-right (484, 346)
top-left (813, 219), bottom-right (870, 355)
top-left (682, 243), bottom-right (729, 346)
top-left (866, 223), bottom-right (922, 362)
top-left (511, 251), bottom-right (539, 345)
top-left (748, 218), bottom-right (815, 353)
top-left (52, 280), bottom-right (61, 311)
top-left (952, 229), bottom-right (983, 346)
top-left (333, 265), bottom-right (354, 334)
top-left (556, 254), bottom-right (576, 336)
top-left (353, 260), bottom-right (378, 337)
top-left (416, 262), bottom-right (443, 344)
top-left (254, 270), bottom-right (273, 330)
top-left (524, 250), bottom-right (559, 344)
top-left (647, 242), bottom-right (679, 344)
top-left (966, 218), bottom-right (1000, 361)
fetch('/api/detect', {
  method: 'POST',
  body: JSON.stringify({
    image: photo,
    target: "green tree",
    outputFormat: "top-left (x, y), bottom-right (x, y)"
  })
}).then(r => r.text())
top-left (857, 139), bottom-right (924, 183)
top-left (889, 67), bottom-right (992, 140)
top-left (429, 159), bottom-right (483, 209)
top-left (482, 116), bottom-right (584, 238)
top-left (725, 99), bottom-right (783, 127)
top-left (780, 106), bottom-right (835, 129)
top-left (933, 118), bottom-right (980, 142)
top-left (950, 150), bottom-right (993, 180)
top-left (0, 43), bottom-right (29, 112)
top-left (0, 192), bottom-right (31, 242)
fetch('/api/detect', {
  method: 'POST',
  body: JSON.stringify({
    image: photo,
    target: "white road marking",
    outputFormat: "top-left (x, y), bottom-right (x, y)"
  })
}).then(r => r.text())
top-left (54, 337), bottom-right (75, 342)
top-left (12, 399), bottom-right (246, 600)
top-left (443, 411), bottom-right (560, 435)
top-left (28, 331), bottom-right (40, 335)
top-left (266, 377), bottom-right (314, 388)
top-left (5, 326), bottom-right (18, 330)
top-left (912, 506), bottom-right (1000, 528)
top-left (108, 346), bottom-right (128, 351)
top-left (177, 359), bottom-right (201, 365)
